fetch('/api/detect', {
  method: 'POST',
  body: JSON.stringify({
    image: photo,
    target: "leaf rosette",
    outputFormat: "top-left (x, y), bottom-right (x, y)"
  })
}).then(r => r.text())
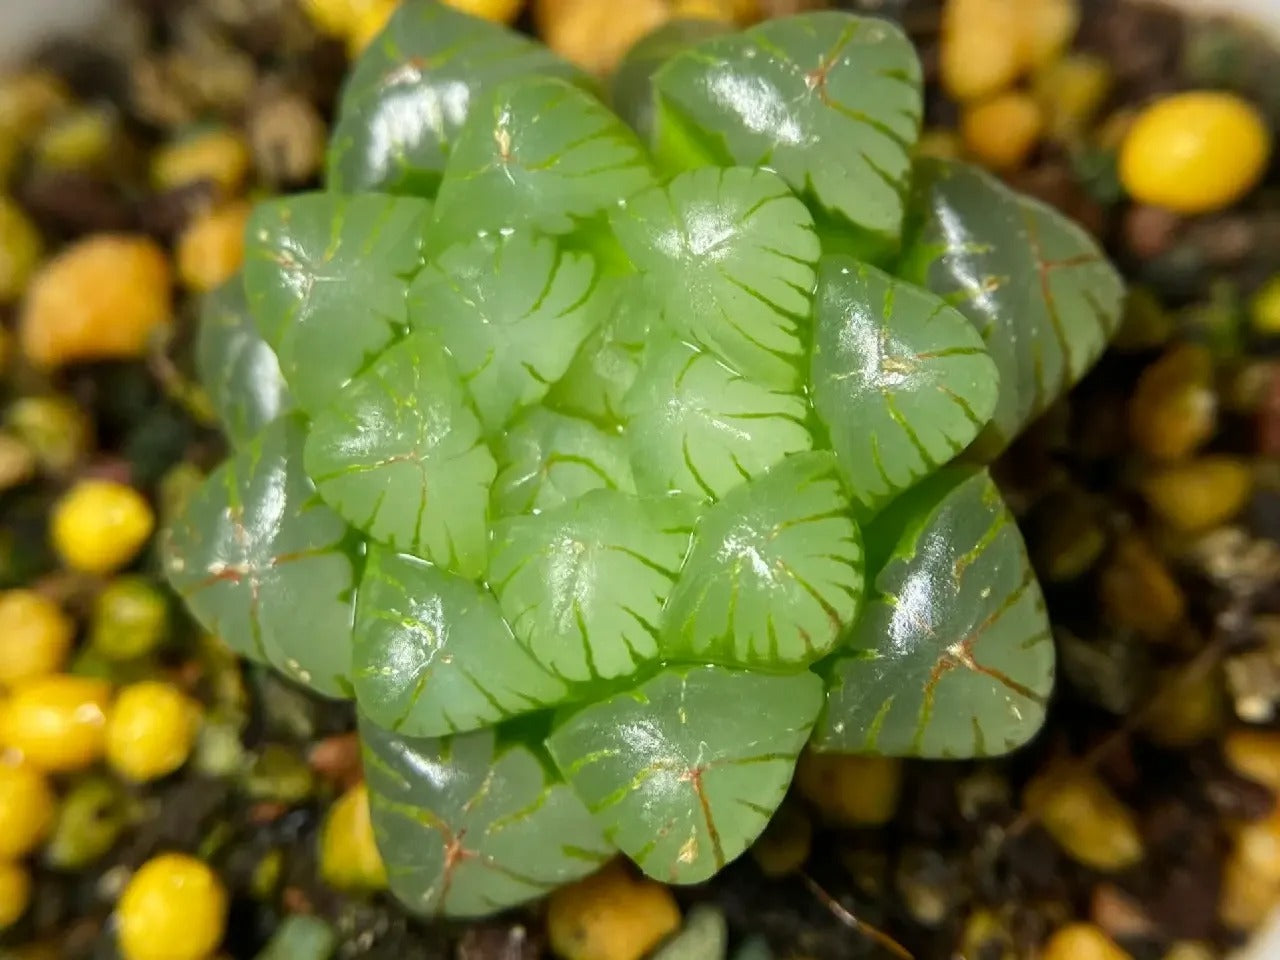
top-left (166, 0), bottom-right (1122, 916)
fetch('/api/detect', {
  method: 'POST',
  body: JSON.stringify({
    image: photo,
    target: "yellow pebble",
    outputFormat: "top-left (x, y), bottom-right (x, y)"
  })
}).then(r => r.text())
top-left (152, 129), bottom-right (251, 196)
top-left (1042, 924), bottom-right (1133, 960)
top-left (535, 0), bottom-right (670, 76)
top-left (443, 0), bottom-right (524, 23)
top-left (106, 682), bottom-right (201, 783)
top-left (1098, 536), bottom-right (1186, 641)
top-left (319, 781), bottom-right (387, 892)
top-left (1162, 945), bottom-right (1215, 960)
top-left (0, 760), bottom-right (55, 859)
top-left (915, 128), bottom-right (965, 162)
top-left (1224, 728), bottom-right (1280, 797)
top-left (20, 233), bottom-right (171, 368)
top-left (1250, 275), bottom-right (1280, 337)
top-left (52, 480), bottom-right (155, 576)
top-left (1120, 92), bottom-right (1271, 215)
top-left (117, 853), bottom-right (227, 960)
top-left (1129, 344), bottom-right (1217, 461)
top-left (0, 195), bottom-right (42, 303)
top-left (547, 860), bottom-right (681, 960)
top-left (1033, 54), bottom-right (1113, 141)
top-left (793, 750), bottom-right (902, 828)
top-left (1141, 667), bottom-right (1224, 748)
top-left (300, 0), bottom-right (359, 36)
top-left (961, 91), bottom-right (1044, 172)
top-left (750, 800), bottom-right (812, 878)
top-left (0, 862), bottom-right (31, 930)
top-left (1023, 762), bottom-right (1143, 871)
top-left (671, 0), bottom-right (736, 21)
top-left (0, 72), bottom-right (71, 144)
top-left (940, 0), bottom-right (1023, 102)
top-left (34, 107), bottom-right (115, 172)
top-left (1221, 807), bottom-right (1280, 930)
top-left (347, 0), bottom-right (400, 57)
top-left (1017, 0), bottom-right (1080, 71)
top-left (177, 201), bottom-right (251, 294)
top-left (0, 589), bottom-right (74, 686)
top-left (0, 675), bottom-right (111, 773)
top-left (1140, 456), bottom-right (1253, 535)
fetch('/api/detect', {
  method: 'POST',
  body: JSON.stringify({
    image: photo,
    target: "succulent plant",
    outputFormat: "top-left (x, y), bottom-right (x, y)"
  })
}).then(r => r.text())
top-left (166, 2), bottom-right (1123, 916)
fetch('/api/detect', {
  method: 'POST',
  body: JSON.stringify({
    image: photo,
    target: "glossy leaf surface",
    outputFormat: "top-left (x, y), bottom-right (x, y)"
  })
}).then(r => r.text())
top-left (195, 274), bottom-right (291, 447)
top-left (547, 664), bottom-right (822, 883)
top-left (408, 232), bottom-right (607, 432)
top-left (163, 416), bottom-right (354, 697)
top-left (492, 407), bottom-right (635, 518)
top-left (611, 165), bottom-right (818, 388)
top-left (489, 490), bottom-right (696, 682)
top-left (901, 159), bottom-right (1124, 451)
top-left (431, 76), bottom-right (653, 241)
top-left (811, 256), bottom-right (998, 517)
top-left (243, 193), bottom-right (432, 415)
top-left (653, 13), bottom-right (922, 243)
top-left (363, 721), bottom-right (612, 917)
top-left (304, 332), bottom-right (494, 578)
top-left (328, 1), bottom-right (585, 195)
top-left (661, 452), bottom-right (862, 667)
top-left (813, 469), bottom-right (1053, 757)
top-left (624, 339), bottom-right (811, 500)
top-left (353, 547), bottom-right (565, 737)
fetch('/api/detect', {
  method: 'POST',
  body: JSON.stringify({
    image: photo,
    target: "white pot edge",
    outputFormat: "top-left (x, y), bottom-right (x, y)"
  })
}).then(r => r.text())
top-left (1, 0), bottom-right (1279, 957)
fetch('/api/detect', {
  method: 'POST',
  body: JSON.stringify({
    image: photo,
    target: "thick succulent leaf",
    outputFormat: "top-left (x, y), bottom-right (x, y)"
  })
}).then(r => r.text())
top-left (304, 332), bottom-right (494, 578)
top-left (652, 12), bottom-right (922, 245)
top-left (545, 277), bottom-right (651, 426)
top-left (547, 664), bottom-right (822, 884)
top-left (408, 232), bottom-right (607, 432)
top-left (243, 192), bottom-right (433, 415)
top-left (813, 468), bottom-right (1053, 758)
top-left (624, 338), bottom-right (812, 501)
top-left (163, 416), bottom-right (355, 698)
top-left (900, 159), bottom-right (1124, 452)
top-left (362, 721), bottom-right (612, 917)
top-left (431, 76), bottom-right (654, 242)
top-left (492, 407), bottom-right (635, 518)
top-left (811, 256), bottom-right (998, 518)
top-left (612, 166), bottom-right (819, 388)
top-left (612, 18), bottom-right (732, 142)
top-left (661, 452), bottom-right (862, 668)
top-left (327, 0), bottom-right (586, 195)
top-left (489, 490), bottom-right (696, 682)
top-left (353, 547), bottom-right (565, 737)
top-left (195, 274), bottom-right (292, 447)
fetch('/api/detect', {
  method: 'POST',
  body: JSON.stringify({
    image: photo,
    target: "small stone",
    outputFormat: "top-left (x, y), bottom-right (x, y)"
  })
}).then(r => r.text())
top-left (1224, 728), bottom-right (1280, 796)
top-left (546, 861), bottom-right (681, 960)
top-left (1098, 536), bottom-right (1186, 641)
top-left (1042, 924), bottom-right (1133, 960)
top-left (1220, 807), bottom-right (1280, 930)
top-left (0, 434), bottom-right (35, 493)
top-left (152, 128), bottom-right (251, 196)
top-left (940, 0), bottom-right (1023, 102)
top-left (1122, 205), bottom-right (1183, 262)
top-left (1017, 0), bottom-right (1079, 71)
top-left (961, 91), bottom-right (1044, 172)
top-left (1023, 761), bottom-right (1144, 871)
top-left (894, 846), bottom-right (958, 927)
top-left (19, 233), bottom-right (171, 368)
top-left (176, 200), bottom-right (250, 293)
top-left (1161, 944), bottom-right (1215, 960)
top-left (1033, 53), bottom-right (1112, 141)
top-left (793, 751), bottom-right (901, 827)
top-left (959, 909), bottom-right (1015, 960)
top-left (1129, 343), bottom-right (1217, 462)
top-left (1140, 666), bottom-right (1224, 748)
top-left (748, 800), bottom-right (811, 878)
top-left (247, 88), bottom-right (327, 186)
top-left (0, 195), bottom-right (43, 303)
top-left (1090, 884), bottom-right (1154, 941)
top-left (649, 905), bottom-right (726, 960)
top-left (1140, 456), bottom-right (1254, 535)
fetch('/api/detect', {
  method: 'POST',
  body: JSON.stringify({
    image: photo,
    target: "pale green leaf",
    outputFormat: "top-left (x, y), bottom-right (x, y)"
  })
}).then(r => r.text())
top-left (547, 664), bottom-right (821, 883)
top-left (661, 452), bottom-right (862, 667)
top-left (813, 468), bottom-right (1054, 758)
top-left (353, 547), bottom-right (566, 737)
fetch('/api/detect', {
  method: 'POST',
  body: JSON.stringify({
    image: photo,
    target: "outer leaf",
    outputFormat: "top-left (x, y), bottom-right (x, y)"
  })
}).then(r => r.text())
top-left (162, 416), bottom-right (355, 698)
top-left (489, 489), bottom-right (696, 682)
top-left (362, 721), bottom-right (612, 917)
top-left (612, 166), bottom-right (819, 388)
top-left (624, 338), bottom-right (812, 501)
top-left (243, 192), bottom-right (433, 415)
top-left (304, 332), bottom-right (494, 577)
top-left (492, 407), bottom-right (635, 518)
top-left (327, 0), bottom-right (586, 195)
top-left (353, 547), bottom-right (565, 737)
top-left (900, 159), bottom-right (1125, 452)
top-left (653, 12), bottom-right (922, 245)
top-left (408, 232), bottom-right (608, 432)
top-left (431, 76), bottom-right (654, 242)
top-left (545, 276), bottom-right (651, 425)
top-left (661, 452), bottom-right (862, 668)
top-left (811, 256), bottom-right (998, 518)
top-left (546, 664), bottom-right (822, 884)
top-left (612, 18), bottom-right (732, 142)
top-left (195, 274), bottom-right (291, 447)
top-left (813, 468), bottom-right (1054, 758)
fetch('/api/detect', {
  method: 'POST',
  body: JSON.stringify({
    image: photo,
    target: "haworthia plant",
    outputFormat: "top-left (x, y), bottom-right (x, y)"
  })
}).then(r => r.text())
top-left (166, 1), bottom-right (1124, 917)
